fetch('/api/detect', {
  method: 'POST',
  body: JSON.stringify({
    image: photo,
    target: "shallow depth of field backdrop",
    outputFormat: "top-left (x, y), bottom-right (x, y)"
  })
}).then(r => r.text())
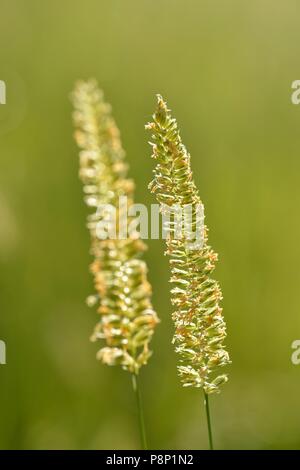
top-left (0, 0), bottom-right (300, 450)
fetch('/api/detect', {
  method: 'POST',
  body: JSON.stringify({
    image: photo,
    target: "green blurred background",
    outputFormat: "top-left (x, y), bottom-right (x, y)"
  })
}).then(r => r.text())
top-left (0, 0), bottom-right (300, 450)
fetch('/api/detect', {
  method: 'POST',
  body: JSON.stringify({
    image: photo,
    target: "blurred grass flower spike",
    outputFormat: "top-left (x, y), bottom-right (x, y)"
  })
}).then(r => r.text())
top-left (146, 95), bottom-right (230, 448)
top-left (72, 80), bottom-right (159, 374)
top-left (71, 80), bottom-right (159, 449)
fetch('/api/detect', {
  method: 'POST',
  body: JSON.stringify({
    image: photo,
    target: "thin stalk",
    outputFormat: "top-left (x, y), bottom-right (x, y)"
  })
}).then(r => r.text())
top-left (132, 373), bottom-right (147, 450)
top-left (203, 391), bottom-right (214, 450)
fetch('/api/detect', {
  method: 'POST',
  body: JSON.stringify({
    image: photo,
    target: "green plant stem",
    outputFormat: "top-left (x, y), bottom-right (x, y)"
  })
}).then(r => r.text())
top-left (203, 391), bottom-right (214, 450)
top-left (132, 373), bottom-right (147, 450)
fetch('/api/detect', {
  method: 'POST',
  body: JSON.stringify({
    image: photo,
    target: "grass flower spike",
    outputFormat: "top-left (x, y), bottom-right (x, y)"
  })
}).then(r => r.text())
top-left (146, 95), bottom-right (230, 448)
top-left (72, 80), bottom-right (159, 376)
top-left (146, 95), bottom-right (230, 395)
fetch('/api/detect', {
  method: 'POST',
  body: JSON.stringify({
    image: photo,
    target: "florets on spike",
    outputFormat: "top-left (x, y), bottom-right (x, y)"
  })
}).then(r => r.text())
top-left (72, 79), bottom-right (159, 374)
top-left (146, 95), bottom-right (230, 393)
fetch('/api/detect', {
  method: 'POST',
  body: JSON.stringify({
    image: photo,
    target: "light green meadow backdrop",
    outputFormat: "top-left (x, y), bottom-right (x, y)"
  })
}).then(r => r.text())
top-left (0, 0), bottom-right (300, 450)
